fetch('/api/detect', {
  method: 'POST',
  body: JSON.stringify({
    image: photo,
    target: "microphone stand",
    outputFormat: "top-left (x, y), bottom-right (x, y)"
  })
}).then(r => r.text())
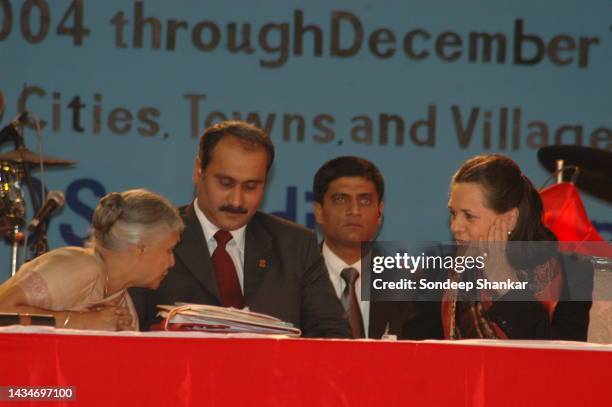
top-left (9, 225), bottom-right (22, 277)
top-left (4, 115), bottom-right (44, 274)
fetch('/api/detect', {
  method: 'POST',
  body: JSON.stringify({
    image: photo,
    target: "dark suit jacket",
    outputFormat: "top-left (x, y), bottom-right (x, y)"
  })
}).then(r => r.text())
top-left (131, 204), bottom-right (351, 338)
top-left (368, 300), bottom-right (443, 340)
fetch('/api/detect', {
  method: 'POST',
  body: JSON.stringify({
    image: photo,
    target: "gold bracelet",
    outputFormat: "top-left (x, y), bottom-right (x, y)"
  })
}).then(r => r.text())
top-left (63, 311), bottom-right (72, 328)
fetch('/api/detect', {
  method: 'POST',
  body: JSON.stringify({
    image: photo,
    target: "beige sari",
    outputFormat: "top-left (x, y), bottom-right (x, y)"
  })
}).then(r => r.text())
top-left (5, 246), bottom-right (138, 330)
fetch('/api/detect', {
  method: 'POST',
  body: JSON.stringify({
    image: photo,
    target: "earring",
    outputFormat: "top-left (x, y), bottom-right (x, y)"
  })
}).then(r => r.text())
top-left (507, 230), bottom-right (512, 236)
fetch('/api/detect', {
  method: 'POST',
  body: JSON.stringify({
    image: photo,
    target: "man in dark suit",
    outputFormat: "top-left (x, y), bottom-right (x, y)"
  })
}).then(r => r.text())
top-left (313, 156), bottom-right (442, 339)
top-left (132, 121), bottom-right (350, 338)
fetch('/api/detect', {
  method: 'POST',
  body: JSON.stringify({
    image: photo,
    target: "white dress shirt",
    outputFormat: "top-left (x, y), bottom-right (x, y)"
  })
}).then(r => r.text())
top-left (322, 242), bottom-right (371, 337)
top-left (193, 198), bottom-right (247, 292)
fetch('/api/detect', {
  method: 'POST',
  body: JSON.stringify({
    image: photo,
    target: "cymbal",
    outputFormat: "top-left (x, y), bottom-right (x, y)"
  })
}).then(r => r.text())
top-left (0, 148), bottom-right (76, 166)
top-left (538, 145), bottom-right (612, 203)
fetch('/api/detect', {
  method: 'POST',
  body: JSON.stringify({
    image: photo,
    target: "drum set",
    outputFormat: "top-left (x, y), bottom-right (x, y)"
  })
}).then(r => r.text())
top-left (0, 111), bottom-right (75, 276)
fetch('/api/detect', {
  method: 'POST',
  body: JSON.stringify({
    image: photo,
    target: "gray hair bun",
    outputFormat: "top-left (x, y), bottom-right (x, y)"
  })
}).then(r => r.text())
top-left (88, 188), bottom-right (184, 252)
top-left (93, 192), bottom-right (124, 234)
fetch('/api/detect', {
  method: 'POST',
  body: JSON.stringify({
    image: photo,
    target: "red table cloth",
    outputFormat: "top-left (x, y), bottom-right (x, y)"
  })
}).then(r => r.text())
top-left (1, 331), bottom-right (610, 406)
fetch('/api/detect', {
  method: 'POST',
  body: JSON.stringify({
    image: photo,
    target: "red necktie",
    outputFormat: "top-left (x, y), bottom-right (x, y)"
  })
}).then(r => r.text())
top-left (340, 267), bottom-right (365, 338)
top-left (212, 230), bottom-right (244, 309)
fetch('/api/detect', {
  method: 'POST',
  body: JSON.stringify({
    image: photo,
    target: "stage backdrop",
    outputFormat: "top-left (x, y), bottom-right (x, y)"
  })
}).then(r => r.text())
top-left (1, 0), bottom-right (611, 279)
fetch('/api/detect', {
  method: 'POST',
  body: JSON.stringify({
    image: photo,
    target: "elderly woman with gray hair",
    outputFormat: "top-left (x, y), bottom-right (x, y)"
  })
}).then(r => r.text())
top-left (0, 189), bottom-right (184, 331)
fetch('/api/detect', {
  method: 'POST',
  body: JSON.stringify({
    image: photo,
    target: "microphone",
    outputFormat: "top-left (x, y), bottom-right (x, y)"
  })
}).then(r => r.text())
top-left (27, 190), bottom-right (65, 233)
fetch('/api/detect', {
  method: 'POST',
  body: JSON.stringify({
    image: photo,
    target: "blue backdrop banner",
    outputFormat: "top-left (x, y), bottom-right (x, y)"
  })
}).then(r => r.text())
top-left (2, 0), bottom-right (610, 279)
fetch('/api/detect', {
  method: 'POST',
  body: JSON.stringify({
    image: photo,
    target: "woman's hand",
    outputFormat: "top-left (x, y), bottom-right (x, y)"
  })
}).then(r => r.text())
top-left (69, 306), bottom-right (132, 331)
top-left (479, 218), bottom-right (518, 296)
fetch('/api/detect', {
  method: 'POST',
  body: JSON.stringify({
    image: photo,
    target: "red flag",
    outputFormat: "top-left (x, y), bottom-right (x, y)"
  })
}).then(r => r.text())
top-left (540, 182), bottom-right (610, 257)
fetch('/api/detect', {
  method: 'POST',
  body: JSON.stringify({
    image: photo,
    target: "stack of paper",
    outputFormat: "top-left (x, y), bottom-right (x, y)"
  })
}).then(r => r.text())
top-left (157, 303), bottom-right (301, 337)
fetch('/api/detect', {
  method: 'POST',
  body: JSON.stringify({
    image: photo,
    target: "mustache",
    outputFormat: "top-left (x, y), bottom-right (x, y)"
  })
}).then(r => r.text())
top-left (219, 204), bottom-right (248, 214)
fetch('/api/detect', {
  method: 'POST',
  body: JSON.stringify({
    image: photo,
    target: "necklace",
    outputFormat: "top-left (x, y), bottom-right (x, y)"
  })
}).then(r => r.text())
top-left (104, 267), bottom-right (109, 298)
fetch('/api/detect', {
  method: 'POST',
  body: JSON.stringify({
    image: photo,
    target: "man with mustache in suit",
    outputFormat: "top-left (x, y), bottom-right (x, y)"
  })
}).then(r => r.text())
top-left (133, 121), bottom-right (350, 338)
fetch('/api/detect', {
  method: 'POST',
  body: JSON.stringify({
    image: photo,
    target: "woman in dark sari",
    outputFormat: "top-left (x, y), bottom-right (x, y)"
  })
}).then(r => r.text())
top-left (444, 154), bottom-right (564, 339)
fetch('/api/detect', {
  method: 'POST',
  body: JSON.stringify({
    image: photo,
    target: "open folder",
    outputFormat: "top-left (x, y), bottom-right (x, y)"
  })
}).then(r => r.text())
top-left (157, 303), bottom-right (301, 337)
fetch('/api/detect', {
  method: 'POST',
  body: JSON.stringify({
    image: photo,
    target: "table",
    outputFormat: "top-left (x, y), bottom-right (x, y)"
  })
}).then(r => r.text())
top-left (1, 327), bottom-right (611, 406)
